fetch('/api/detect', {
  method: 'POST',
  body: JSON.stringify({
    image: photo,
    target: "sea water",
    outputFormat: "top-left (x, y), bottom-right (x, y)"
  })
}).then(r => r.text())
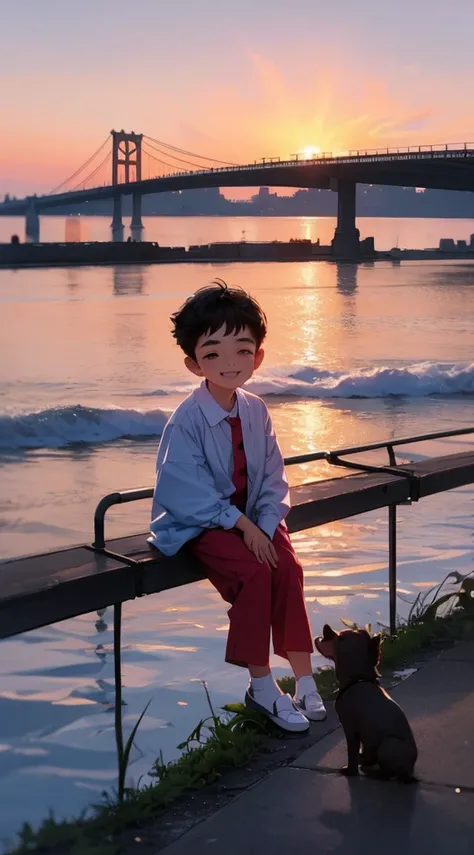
top-left (0, 215), bottom-right (473, 844)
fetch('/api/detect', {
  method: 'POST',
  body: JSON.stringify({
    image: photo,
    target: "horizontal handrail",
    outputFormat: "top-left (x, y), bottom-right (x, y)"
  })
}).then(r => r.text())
top-left (284, 425), bottom-right (474, 465)
top-left (56, 144), bottom-right (474, 193)
top-left (93, 425), bottom-right (474, 549)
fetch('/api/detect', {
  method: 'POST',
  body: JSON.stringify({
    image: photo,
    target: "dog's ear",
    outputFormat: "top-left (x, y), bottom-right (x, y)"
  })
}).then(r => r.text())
top-left (368, 633), bottom-right (382, 665)
top-left (323, 624), bottom-right (337, 641)
top-left (315, 632), bottom-right (336, 661)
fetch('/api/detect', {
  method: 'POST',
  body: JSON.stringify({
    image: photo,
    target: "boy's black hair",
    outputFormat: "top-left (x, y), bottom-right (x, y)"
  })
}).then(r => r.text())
top-left (171, 280), bottom-right (267, 359)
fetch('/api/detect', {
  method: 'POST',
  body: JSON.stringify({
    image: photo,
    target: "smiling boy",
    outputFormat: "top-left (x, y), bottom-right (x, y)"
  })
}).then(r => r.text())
top-left (148, 281), bottom-right (326, 731)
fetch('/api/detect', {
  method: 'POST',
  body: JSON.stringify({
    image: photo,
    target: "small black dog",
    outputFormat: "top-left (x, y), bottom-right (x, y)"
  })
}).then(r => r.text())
top-left (315, 624), bottom-right (418, 782)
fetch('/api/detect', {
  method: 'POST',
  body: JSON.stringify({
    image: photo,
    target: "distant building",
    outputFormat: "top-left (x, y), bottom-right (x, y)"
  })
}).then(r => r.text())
top-left (35, 184), bottom-right (474, 219)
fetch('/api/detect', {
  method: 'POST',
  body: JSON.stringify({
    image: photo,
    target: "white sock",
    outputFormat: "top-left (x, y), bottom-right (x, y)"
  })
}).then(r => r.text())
top-left (249, 673), bottom-right (282, 712)
top-left (296, 675), bottom-right (317, 700)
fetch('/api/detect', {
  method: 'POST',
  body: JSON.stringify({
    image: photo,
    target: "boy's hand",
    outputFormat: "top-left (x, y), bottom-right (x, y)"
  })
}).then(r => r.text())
top-left (235, 516), bottom-right (278, 567)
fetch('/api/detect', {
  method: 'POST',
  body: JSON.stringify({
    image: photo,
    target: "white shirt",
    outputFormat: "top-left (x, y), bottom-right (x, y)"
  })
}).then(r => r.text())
top-left (148, 381), bottom-right (290, 555)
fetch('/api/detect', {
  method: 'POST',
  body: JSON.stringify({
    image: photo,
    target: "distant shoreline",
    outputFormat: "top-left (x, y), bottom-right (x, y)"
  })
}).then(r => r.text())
top-left (2, 212), bottom-right (474, 220)
top-left (2, 239), bottom-right (474, 269)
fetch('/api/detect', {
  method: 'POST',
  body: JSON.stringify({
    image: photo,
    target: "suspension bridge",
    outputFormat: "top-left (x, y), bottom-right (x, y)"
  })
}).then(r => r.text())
top-left (2, 130), bottom-right (474, 256)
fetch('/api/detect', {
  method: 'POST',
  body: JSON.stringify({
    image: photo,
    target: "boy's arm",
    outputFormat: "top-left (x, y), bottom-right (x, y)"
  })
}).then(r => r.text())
top-left (254, 410), bottom-right (290, 540)
top-left (152, 422), bottom-right (242, 530)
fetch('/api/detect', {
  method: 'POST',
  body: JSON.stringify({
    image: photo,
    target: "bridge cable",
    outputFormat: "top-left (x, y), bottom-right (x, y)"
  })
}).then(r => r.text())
top-left (143, 140), bottom-right (212, 171)
top-left (49, 137), bottom-right (110, 195)
top-left (141, 144), bottom-right (183, 175)
top-left (144, 135), bottom-right (237, 166)
top-left (70, 151), bottom-right (112, 192)
top-left (71, 151), bottom-right (111, 191)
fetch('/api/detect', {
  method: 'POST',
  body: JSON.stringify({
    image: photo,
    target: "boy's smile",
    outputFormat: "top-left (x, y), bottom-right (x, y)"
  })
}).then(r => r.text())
top-left (184, 324), bottom-right (264, 406)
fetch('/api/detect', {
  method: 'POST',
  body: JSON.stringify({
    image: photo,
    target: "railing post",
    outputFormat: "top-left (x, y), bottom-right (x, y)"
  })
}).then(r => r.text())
top-left (388, 505), bottom-right (397, 635)
top-left (114, 602), bottom-right (125, 801)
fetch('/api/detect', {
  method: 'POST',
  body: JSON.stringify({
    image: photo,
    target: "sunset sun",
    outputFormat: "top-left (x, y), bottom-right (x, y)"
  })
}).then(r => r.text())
top-left (302, 145), bottom-right (322, 159)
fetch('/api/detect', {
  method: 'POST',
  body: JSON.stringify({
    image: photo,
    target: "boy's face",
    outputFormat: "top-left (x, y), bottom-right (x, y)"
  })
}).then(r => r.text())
top-left (185, 325), bottom-right (264, 390)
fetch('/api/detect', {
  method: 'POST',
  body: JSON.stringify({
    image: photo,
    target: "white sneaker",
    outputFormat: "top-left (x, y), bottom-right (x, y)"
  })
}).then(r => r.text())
top-left (294, 690), bottom-right (327, 721)
top-left (245, 688), bottom-right (310, 732)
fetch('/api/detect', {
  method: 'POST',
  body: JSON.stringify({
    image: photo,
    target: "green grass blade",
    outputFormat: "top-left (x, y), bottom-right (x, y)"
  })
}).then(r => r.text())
top-left (118, 700), bottom-right (151, 802)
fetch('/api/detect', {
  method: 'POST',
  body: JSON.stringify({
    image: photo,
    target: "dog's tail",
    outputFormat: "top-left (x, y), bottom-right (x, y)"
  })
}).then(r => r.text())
top-left (378, 737), bottom-right (418, 783)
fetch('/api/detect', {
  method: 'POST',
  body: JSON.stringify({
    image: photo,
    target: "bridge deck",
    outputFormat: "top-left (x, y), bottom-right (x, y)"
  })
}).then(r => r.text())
top-left (1, 450), bottom-right (474, 641)
top-left (2, 143), bottom-right (474, 216)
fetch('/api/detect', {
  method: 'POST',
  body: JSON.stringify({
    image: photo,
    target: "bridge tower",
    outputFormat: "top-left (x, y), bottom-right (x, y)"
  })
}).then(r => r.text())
top-left (110, 130), bottom-right (144, 234)
top-left (111, 130), bottom-right (143, 185)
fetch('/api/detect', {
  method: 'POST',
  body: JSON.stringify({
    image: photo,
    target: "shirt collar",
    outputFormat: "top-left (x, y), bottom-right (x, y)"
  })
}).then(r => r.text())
top-left (194, 380), bottom-right (240, 427)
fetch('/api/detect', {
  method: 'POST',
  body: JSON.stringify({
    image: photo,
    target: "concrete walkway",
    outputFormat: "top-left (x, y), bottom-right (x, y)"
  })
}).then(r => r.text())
top-left (162, 642), bottom-right (474, 855)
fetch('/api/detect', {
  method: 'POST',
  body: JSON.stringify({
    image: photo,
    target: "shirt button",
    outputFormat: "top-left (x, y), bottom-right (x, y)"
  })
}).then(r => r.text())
top-left (238, 442), bottom-right (244, 450)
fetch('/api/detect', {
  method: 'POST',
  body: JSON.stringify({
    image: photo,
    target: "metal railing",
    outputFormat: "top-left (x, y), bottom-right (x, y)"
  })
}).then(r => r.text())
top-left (65, 142), bottom-right (474, 194)
top-left (93, 426), bottom-right (474, 635)
top-left (80, 141), bottom-right (474, 187)
top-left (4, 142), bottom-right (474, 207)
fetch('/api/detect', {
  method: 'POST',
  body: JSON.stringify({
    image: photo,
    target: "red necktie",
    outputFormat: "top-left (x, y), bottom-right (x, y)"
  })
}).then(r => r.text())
top-left (227, 416), bottom-right (248, 512)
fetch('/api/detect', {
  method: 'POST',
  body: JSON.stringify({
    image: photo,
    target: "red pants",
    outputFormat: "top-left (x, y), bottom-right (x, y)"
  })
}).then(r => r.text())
top-left (189, 525), bottom-right (314, 667)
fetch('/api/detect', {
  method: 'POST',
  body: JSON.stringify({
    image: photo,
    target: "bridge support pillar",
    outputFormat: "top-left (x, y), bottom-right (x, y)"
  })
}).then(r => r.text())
top-left (131, 192), bottom-right (143, 229)
top-left (111, 194), bottom-right (123, 228)
top-left (111, 194), bottom-right (124, 240)
top-left (331, 180), bottom-right (360, 259)
top-left (25, 199), bottom-right (40, 243)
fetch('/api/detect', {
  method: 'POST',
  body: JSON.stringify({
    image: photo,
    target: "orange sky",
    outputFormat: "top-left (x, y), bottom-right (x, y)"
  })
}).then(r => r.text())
top-left (2, 1), bottom-right (474, 197)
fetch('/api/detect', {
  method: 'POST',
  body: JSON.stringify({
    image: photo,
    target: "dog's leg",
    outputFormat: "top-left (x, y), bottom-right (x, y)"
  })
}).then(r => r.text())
top-left (341, 728), bottom-right (360, 776)
top-left (360, 745), bottom-right (377, 767)
top-left (378, 737), bottom-right (417, 783)
top-left (360, 765), bottom-right (391, 781)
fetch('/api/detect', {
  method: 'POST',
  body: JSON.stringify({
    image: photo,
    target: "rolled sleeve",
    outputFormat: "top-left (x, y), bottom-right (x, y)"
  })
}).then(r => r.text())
top-left (258, 512), bottom-right (281, 540)
top-left (218, 505), bottom-right (243, 530)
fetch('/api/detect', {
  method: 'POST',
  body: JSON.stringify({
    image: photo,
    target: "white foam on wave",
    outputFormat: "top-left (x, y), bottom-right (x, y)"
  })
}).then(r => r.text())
top-left (3, 362), bottom-right (474, 450)
top-left (145, 361), bottom-right (474, 400)
top-left (0, 405), bottom-right (169, 450)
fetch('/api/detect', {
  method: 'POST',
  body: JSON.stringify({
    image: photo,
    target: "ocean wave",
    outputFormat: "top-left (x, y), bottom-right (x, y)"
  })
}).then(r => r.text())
top-left (145, 362), bottom-right (474, 400)
top-left (0, 405), bottom-right (169, 450)
top-left (3, 363), bottom-right (474, 451)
